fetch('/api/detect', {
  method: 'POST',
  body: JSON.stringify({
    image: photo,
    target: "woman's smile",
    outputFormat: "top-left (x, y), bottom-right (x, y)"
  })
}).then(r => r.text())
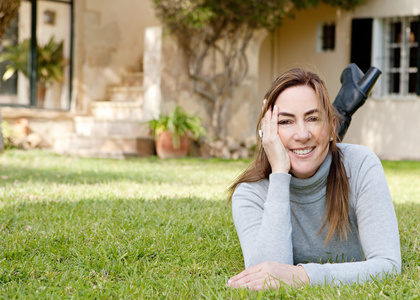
top-left (291, 147), bottom-right (315, 156)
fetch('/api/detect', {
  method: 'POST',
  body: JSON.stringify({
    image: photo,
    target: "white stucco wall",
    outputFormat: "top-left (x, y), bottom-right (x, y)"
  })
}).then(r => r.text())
top-left (351, 0), bottom-right (420, 18)
top-left (272, 5), bottom-right (350, 98)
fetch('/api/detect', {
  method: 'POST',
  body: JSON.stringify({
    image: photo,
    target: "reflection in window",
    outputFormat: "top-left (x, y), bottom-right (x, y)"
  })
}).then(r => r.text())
top-left (0, 15), bottom-right (18, 97)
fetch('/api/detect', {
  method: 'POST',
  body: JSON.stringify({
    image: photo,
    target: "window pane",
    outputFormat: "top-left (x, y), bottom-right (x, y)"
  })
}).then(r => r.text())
top-left (322, 24), bottom-right (335, 51)
top-left (408, 72), bottom-right (417, 94)
top-left (0, 2), bottom-right (31, 106)
top-left (391, 48), bottom-right (401, 68)
top-left (0, 15), bottom-right (18, 96)
top-left (37, 1), bottom-right (71, 109)
top-left (389, 72), bottom-right (400, 94)
top-left (410, 21), bottom-right (418, 43)
top-left (390, 21), bottom-right (402, 43)
top-left (409, 46), bottom-right (417, 68)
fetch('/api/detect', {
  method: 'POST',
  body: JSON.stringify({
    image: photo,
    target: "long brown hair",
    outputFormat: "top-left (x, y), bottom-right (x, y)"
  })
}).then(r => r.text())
top-left (228, 67), bottom-right (350, 244)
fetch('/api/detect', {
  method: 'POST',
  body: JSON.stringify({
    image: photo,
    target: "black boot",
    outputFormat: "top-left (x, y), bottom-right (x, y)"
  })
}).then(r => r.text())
top-left (333, 63), bottom-right (381, 141)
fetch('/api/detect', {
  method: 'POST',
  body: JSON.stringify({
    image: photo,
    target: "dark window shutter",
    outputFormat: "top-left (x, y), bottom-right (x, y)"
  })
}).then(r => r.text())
top-left (416, 15), bottom-right (420, 96)
top-left (350, 18), bottom-right (373, 73)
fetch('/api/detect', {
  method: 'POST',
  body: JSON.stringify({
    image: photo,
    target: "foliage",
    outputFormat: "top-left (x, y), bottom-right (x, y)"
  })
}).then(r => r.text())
top-left (0, 150), bottom-right (419, 298)
top-left (0, 36), bottom-right (66, 86)
top-left (0, 120), bottom-right (15, 150)
top-left (154, 0), bottom-right (366, 49)
top-left (152, 0), bottom-right (367, 138)
top-left (147, 105), bottom-right (207, 148)
top-left (0, 0), bottom-right (21, 38)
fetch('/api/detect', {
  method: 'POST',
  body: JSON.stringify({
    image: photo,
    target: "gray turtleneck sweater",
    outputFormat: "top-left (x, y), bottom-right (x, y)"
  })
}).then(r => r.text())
top-left (231, 143), bottom-right (401, 285)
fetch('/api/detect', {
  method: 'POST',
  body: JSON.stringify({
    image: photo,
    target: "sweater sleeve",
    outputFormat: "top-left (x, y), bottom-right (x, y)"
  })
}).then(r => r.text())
top-left (231, 172), bottom-right (293, 269)
top-left (301, 148), bottom-right (401, 285)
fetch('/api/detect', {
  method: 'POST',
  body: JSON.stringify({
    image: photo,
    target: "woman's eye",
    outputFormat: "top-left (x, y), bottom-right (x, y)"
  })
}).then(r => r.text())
top-left (308, 116), bottom-right (320, 122)
top-left (278, 120), bottom-right (292, 125)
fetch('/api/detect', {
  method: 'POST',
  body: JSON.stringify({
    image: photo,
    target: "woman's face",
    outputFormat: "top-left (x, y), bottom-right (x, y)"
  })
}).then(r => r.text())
top-left (274, 85), bottom-right (331, 178)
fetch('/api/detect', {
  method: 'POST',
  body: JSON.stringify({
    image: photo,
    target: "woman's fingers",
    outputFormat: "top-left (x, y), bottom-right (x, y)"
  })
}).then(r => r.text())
top-left (261, 99), bottom-right (267, 111)
top-left (260, 104), bottom-right (290, 174)
top-left (228, 271), bottom-right (281, 290)
top-left (228, 272), bottom-right (264, 289)
top-left (261, 105), bottom-right (276, 140)
top-left (228, 264), bottom-right (262, 285)
top-left (269, 105), bottom-right (278, 137)
top-left (228, 263), bottom-right (309, 291)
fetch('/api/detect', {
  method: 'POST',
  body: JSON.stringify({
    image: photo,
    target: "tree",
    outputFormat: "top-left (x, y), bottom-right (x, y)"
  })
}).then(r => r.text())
top-left (0, 0), bottom-right (21, 38)
top-left (153, 0), bottom-right (366, 138)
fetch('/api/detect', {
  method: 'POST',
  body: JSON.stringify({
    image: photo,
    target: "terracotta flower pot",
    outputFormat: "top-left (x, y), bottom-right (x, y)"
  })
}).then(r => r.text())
top-left (155, 131), bottom-right (190, 159)
top-left (36, 83), bottom-right (47, 108)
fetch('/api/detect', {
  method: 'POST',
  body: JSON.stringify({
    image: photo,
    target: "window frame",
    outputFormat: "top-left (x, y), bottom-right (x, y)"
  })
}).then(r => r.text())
top-left (317, 21), bottom-right (336, 53)
top-left (373, 16), bottom-right (419, 99)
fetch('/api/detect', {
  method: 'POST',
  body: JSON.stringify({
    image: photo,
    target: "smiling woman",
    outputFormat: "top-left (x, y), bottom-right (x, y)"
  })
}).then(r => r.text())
top-left (227, 67), bottom-right (401, 290)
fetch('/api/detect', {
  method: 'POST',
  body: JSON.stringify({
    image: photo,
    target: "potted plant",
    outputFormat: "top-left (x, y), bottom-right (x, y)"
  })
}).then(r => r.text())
top-left (147, 105), bottom-right (207, 158)
top-left (0, 36), bottom-right (66, 107)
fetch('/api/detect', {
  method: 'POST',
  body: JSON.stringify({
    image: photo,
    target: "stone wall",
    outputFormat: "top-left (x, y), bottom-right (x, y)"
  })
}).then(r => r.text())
top-left (74, 0), bottom-right (160, 112)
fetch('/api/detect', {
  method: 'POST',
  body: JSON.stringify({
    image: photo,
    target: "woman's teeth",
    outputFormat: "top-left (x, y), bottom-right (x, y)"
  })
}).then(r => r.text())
top-left (293, 148), bottom-right (314, 155)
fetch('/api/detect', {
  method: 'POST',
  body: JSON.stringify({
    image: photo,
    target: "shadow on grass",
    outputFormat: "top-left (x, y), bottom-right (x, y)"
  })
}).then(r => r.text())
top-left (0, 150), bottom-right (249, 186)
top-left (0, 165), bottom-right (152, 185)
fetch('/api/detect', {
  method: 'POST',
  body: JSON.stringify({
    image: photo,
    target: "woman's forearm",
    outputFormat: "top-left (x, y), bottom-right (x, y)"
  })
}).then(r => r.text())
top-left (232, 173), bottom-right (294, 268)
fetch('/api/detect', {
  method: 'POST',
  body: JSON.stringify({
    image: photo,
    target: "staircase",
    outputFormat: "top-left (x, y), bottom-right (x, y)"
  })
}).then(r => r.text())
top-left (54, 72), bottom-right (155, 158)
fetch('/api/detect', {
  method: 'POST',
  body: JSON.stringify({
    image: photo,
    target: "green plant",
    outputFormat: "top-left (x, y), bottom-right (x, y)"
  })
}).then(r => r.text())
top-left (147, 105), bottom-right (207, 148)
top-left (1, 120), bottom-right (15, 150)
top-left (0, 36), bottom-right (66, 86)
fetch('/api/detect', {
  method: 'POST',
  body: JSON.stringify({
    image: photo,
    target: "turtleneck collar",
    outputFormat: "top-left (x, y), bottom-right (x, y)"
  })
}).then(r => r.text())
top-left (289, 152), bottom-right (332, 204)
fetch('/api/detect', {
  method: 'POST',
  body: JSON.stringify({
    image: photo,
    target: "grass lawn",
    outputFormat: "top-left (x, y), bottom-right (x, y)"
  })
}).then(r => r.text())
top-left (0, 149), bottom-right (419, 299)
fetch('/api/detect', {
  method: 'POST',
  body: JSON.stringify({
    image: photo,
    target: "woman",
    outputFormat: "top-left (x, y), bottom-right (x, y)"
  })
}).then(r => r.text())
top-left (227, 68), bottom-right (401, 290)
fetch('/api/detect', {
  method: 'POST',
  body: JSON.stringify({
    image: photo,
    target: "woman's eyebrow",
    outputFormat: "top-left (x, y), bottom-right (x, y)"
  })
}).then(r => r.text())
top-left (277, 109), bottom-right (319, 117)
top-left (305, 109), bottom-right (320, 116)
top-left (277, 112), bottom-right (294, 117)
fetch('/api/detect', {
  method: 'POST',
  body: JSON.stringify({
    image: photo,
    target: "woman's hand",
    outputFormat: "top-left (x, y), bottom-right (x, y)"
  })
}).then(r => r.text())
top-left (227, 262), bottom-right (309, 291)
top-left (261, 101), bottom-right (290, 174)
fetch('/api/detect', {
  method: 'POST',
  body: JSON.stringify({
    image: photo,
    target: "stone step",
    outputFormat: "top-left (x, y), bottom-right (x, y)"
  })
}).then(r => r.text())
top-left (74, 116), bottom-right (149, 137)
top-left (122, 72), bottom-right (143, 86)
top-left (106, 85), bottom-right (144, 102)
top-left (90, 101), bottom-right (143, 120)
top-left (53, 134), bottom-right (155, 159)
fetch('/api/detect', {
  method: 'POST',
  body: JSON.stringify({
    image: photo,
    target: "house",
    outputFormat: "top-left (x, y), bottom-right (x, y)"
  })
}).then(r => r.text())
top-left (0, 0), bottom-right (419, 159)
top-left (259, 1), bottom-right (420, 160)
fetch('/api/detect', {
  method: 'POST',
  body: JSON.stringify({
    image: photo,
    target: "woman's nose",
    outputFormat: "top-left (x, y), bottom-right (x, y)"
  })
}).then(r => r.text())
top-left (293, 123), bottom-right (311, 142)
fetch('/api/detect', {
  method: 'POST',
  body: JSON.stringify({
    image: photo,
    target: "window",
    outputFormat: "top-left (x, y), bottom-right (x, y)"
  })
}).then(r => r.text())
top-left (0, 0), bottom-right (73, 109)
top-left (317, 22), bottom-right (335, 52)
top-left (383, 16), bottom-right (419, 96)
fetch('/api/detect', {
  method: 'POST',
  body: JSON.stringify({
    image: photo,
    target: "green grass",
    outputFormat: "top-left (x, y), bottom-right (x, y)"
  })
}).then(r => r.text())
top-left (0, 150), bottom-right (419, 299)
